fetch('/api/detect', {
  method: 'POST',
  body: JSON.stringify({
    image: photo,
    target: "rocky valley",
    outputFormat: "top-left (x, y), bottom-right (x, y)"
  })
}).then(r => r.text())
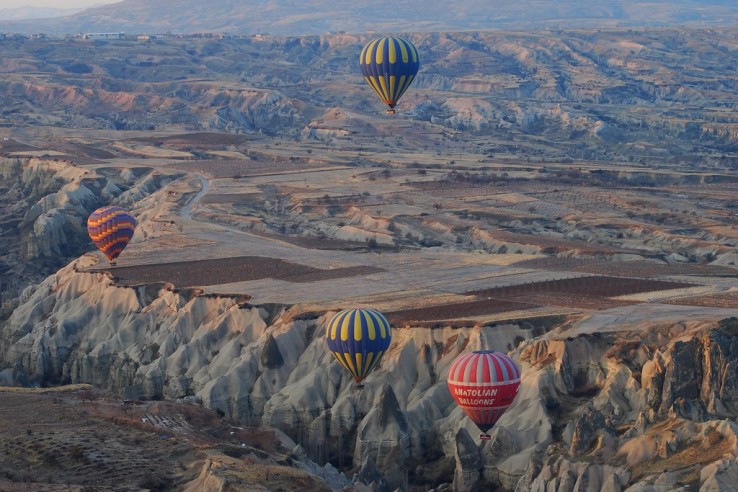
top-left (1, 27), bottom-right (738, 491)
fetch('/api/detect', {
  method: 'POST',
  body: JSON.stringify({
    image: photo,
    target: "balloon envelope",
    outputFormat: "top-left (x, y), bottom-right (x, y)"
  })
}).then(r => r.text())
top-left (447, 350), bottom-right (521, 437)
top-left (325, 308), bottom-right (392, 385)
top-left (87, 206), bottom-right (136, 262)
top-left (360, 36), bottom-right (420, 109)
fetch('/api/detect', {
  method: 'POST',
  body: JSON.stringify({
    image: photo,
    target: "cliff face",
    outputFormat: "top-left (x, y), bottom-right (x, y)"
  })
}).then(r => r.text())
top-left (0, 158), bottom-right (89, 284)
top-left (3, 29), bottom-right (738, 165)
top-left (0, 157), bottom-right (182, 307)
top-left (645, 319), bottom-right (738, 419)
top-left (2, 256), bottom-right (738, 490)
top-left (0, 255), bottom-right (534, 489)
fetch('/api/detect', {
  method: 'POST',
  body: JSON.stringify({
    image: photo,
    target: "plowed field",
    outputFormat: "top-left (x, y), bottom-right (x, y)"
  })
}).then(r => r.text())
top-left (93, 256), bottom-right (383, 287)
top-left (385, 275), bottom-right (695, 323)
top-left (516, 257), bottom-right (738, 278)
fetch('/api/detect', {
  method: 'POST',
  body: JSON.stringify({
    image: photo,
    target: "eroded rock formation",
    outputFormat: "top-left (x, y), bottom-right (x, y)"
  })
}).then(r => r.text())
top-left (2, 254), bottom-right (738, 490)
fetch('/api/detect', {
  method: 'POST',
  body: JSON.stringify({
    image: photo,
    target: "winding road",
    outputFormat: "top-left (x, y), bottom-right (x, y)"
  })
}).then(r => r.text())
top-left (180, 173), bottom-right (209, 219)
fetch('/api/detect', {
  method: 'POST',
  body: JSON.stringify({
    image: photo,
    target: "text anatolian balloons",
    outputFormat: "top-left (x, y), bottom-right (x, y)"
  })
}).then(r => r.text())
top-left (447, 350), bottom-right (521, 440)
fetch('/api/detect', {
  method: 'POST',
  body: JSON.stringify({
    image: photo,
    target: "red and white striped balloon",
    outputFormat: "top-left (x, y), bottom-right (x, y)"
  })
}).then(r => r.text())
top-left (447, 350), bottom-right (521, 440)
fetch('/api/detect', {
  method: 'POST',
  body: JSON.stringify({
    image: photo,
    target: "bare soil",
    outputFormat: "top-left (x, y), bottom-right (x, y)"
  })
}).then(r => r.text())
top-left (93, 256), bottom-right (384, 288)
top-left (0, 390), bottom-right (199, 491)
top-left (43, 142), bottom-right (115, 161)
top-left (386, 298), bottom-right (537, 325)
top-left (129, 132), bottom-right (251, 148)
top-left (169, 158), bottom-right (337, 179)
top-left (662, 291), bottom-right (738, 308)
top-left (0, 387), bottom-right (327, 492)
top-left (467, 275), bottom-right (694, 299)
top-left (248, 230), bottom-right (401, 251)
top-left (385, 275), bottom-right (693, 323)
top-left (0, 139), bottom-right (39, 154)
top-left (516, 257), bottom-right (738, 278)
top-left (482, 230), bottom-right (644, 255)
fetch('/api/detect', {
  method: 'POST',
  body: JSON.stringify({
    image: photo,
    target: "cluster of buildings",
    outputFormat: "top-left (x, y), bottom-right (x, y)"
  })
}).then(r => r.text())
top-left (82, 32), bottom-right (239, 40)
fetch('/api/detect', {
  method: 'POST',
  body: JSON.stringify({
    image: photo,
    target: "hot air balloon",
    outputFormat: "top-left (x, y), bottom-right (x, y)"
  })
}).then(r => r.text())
top-left (325, 308), bottom-right (392, 389)
top-left (360, 36), bottom-right (420, 114)
top-left (87, 205), bottom-right (136, 265)
top-left (447, 350), bottom-right (521, 441)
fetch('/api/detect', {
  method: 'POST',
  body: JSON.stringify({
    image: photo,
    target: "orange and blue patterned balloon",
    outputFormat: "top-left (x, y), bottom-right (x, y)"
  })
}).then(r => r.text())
top-left (360, 36), bottom-right (420, 110)
top-left (87, 206), bottom-right (136, 262)
top-left (325, 308), bottom-right (392, 386)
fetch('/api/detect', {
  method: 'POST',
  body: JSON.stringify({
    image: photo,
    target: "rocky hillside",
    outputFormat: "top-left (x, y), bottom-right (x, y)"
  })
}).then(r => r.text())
top-left (1, 29), bottom-right (738, 168)
top-left (0, 6), bottom-right (83, 21)
top-left (2, 251), bottom-right (738, 490)
top-left (2, 23), bottom-right (738, 492)
top-left (1, 0), bottom-right (737, 35)
top-left (0, 156), bottom-right (184, 311)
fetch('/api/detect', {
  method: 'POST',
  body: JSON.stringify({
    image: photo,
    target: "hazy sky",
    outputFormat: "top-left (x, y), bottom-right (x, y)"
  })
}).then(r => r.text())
top-left (0, 0), bottom-right (120, 8)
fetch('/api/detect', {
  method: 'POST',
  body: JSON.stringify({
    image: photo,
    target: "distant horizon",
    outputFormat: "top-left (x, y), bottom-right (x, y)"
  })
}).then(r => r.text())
top-left (1, 0), bottom-right (737, 36)
top-left (0, 0), bottom-right (120, 8)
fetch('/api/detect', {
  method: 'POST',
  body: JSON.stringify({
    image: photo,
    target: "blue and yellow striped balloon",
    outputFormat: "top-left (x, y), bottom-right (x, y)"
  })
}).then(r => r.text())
top-left (325, 308), bottom-right (392, 385)
top-left (359, 36), bottom-right (420, 110)
top-left (87, 206), bottom-right (136, 263)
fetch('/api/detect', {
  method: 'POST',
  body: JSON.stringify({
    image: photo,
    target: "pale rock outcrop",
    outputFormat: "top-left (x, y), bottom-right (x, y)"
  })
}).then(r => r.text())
top-left (700, 458), bottom-right (738, 492)
top-left (601, 468), bottom-right (632, 492)
top-left (469, 227), bottom-right (541, 255)
top-left (623, 410), bottom-right (654, 439)
top-left (14, 159), bottom-right (92, 261)
top-left (354, 455), bottom-right (391, 492)
top-left (710, 252), bottom-right (738, 267)
top-left (481, 425), bottom-right (519, 486)
top-left (452, 428), bottom-right (482, 491)
top-left (640, 318), bottom-right (738, 420)
top-left (204, 88), bottom-right (303, 134)
top-left (283, 438), bottom-right (353, 491)
top-left (624, 467), bottom-right (704, 492)
top-left (182, 459), bottom-right (230, 492)
top-left (657, 339), bottom-right (703, 416)
top-left (17, 159), bottom-right (178, 261)
top-left (526, 456), bottom-right (628, 492)
top-left (1, 157), bottom-right (184, 306)
top-left (5, 253), bottom-right (738, 490)
top-left (353, 383), bottom-right (411, 488)
top-left (590, 431), bottom-right (619, 462)
top-left (521, 336), bottom-right (607, 397)
top-left (1, 259), bottom-right (537, 489)
top-left (567, 404), bottom-right (616, 456)
top-left (595, 362), bottom-right (646, 421)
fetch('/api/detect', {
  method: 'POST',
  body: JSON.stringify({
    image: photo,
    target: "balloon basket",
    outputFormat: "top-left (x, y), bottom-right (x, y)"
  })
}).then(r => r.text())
top-left (110, 261), bottom-right (117, 266)
top-left (354, 383), bottom-right (365, 391)
top-left (480, 433), bottom-right (491, 441)
top-left (385, 109), bottom-right (396, 115)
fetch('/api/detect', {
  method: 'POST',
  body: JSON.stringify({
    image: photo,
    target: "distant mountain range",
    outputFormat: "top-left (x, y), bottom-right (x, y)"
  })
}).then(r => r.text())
top-left (0, 0), bottom-right (737, 35)
top-left (0, 6), bottom-right (84, 21)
